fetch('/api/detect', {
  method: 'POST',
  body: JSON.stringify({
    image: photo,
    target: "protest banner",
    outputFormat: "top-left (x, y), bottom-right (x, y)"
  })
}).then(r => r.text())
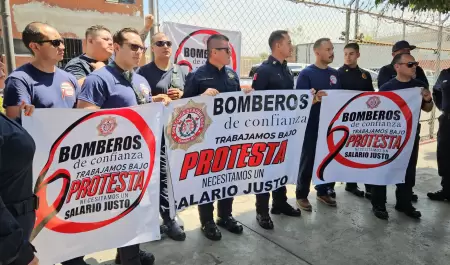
top-left (22, 104), bottom-right (163, 265)
top-left (164, 90), bottom-right (312, 211)
top-left (162, 21), bottom-right (242, 74)
top-left (312, 88), bottom-right (422, 185)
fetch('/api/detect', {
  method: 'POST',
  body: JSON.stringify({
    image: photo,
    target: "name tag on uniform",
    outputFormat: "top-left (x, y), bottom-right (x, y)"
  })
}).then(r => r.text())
top-left (199, 77), bottom-right (214, 81)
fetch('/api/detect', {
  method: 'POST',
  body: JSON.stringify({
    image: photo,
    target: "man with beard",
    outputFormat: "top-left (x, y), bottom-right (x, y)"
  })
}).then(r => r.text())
top-left (295, 38), bottom-right (339, 212)
top-left (250, 30), bottom-right (301, 230)
top-left (77, 27), bottom-right (170, 265)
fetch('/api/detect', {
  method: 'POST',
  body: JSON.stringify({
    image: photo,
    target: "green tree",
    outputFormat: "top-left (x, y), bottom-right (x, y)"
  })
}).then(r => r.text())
top-left (375, 0), bottom-right (450, 13)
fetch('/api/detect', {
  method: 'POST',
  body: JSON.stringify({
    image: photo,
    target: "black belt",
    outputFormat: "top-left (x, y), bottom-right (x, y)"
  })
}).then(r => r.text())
top-left (6, 195), bottom-right (39, 217)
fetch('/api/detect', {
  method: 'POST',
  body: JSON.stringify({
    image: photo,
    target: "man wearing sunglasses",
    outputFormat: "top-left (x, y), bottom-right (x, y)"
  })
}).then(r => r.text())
top-left (371, 53), bottom-right (433, 220)
top-left (428, 68), bottom-right (450, 202)
top-left (3, 22), bottom-right (80, 123)
top-left (136, 32), bottom-right (188, 242)
top-left (250, 30), bottom-right (301, 230)
top-left (182, 34), bottom-right (243, 241)
top-left (2, 21), bottom-right (85, 265)
top-left (377, 40), bottom-right (426, 204)
top-left (64, 15), bottom-right (154, 87)
top-left (78, 27), bottom-right (170, 265)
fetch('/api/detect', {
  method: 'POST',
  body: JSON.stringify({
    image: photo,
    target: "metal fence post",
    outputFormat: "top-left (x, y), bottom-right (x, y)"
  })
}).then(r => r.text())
top-left (402, 22), bottom-right (406, 40)
top-left (345, 0), bottom-right (355, 44)
top-left (354, 0), bottom-right (359, 39)
top-left (148, 0), bottom-right (159, 61)
top-left (0, 0), bottom-right (16, 74)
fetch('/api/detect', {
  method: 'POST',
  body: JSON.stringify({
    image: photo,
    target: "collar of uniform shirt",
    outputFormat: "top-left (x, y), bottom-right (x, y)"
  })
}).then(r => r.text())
top-left (268, 55), bottom-right (287, 66)
top-left (343, 64), bottom-right (360, 71)
top-left (109, 61), bottom-right (133, 82)
top-left (206, 60), bottom-right (226, 72)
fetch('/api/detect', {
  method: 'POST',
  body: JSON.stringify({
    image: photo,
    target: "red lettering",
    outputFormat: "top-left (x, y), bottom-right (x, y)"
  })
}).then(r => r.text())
top-left (346, 135), bottom-right (356, 147)
top-left (272, 140), bottom-right (288, 164)
top-left (179, 152), bottom-right (199, 180)
top-left (354, 135), bottom-right (362, 147)
top-left (264, 142), bottom-right (280, 165)
top-left (128, 171), bottom-right (137, 191)
top-left (77, 178), bottom-right (91, 200)
top-left (211, 147), bottom-right (229, 172)
top-left (227, 145), bottom-right (241, 170)
top-left (66, 180), bottom-right (81, 203)
top-left (107, 172), bottom-right (119, 193)
top-left (248, 142), bottom-right (266, 167)
top-left (133, 171), bottom-right (145, 191)
top-left (116, 172), bottom-right (128, 192)
top-left (87, 176), bottom-right (100, 197)
top-left (194, 149), bottom-right (214, 177)
top-left (98, 174), bottom-right (109, 195)
top-left (237, 144), bottom-right (252, 168)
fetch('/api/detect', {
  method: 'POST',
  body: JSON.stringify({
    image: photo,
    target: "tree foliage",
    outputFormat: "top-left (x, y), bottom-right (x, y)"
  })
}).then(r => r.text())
top-left (375, 0), bottom-right (450, 13)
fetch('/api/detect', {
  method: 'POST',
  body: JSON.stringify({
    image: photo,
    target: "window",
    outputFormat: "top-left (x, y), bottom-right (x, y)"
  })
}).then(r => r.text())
top-left (106, 0), bottom-right (136, 4)
top-left (0, 38), bottom-right (32, 55)
top-left (57, 38), bottom-right (83, 69)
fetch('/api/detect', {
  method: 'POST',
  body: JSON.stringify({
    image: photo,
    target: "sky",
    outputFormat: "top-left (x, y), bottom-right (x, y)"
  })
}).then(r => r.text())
top-left (143, 0), bottom-right (445, 57)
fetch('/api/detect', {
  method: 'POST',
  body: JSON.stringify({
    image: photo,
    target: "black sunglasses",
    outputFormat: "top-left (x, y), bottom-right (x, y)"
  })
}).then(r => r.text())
top-left (125, 43), bottom-right (147, 52)
top-left (36, 39), bottom-right (64, 47)
top-left (398, 61), bottom-right (419, 68)
top-left (154, 40), bottom-right (172, 47)
top-left (213, 47), bottom-right (231, 54)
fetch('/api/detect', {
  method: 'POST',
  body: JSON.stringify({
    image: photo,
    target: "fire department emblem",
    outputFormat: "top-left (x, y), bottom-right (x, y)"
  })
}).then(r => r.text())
top-left (61, 82), bottom-right (74, 98)
top-left (330, 75), bottom-right (337, 85)
top-left (366, 96), bottom-right (381, 109)
top-left (97, 117), bottom-right (118, 136)
top-left (140, 84), bottom-right (150, 95)
top-left (166, 100), bottom-right (212, 151)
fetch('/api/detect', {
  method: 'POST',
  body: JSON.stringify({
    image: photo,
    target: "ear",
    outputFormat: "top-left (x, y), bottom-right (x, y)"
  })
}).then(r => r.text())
top-left (113, 43), bottom-right (120, 53)
top-left (29, 43), bottom-right (38, 54)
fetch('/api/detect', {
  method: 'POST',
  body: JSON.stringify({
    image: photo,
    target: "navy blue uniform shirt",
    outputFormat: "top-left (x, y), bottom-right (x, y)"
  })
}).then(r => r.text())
top-left (137, 62), bottom-right (188, 96)
top-left (183, 61), bottom-right (240, 98)
top-left (64, 54), bottom-right (113, 80)
top-left (3, 63), bottom-right (80, 109)
top-left (379, 78), bottom-right (427, 92)
top-left (252, 56), bottom-right (294, 91)
top-left (338, 65), bottom-right (374, 91)
top-left (432, 68), bottom-right (450, 112)
top-left (378, 63), bottom-right (428, 88)
top-left (0, 113), bottom-right (36, 265)
top-left (79, 65), bottom-right (152, 109)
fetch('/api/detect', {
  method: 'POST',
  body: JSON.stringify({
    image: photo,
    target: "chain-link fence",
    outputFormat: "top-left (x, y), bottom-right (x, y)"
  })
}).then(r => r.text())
top-left (152, 0), bottom-right (450, 141)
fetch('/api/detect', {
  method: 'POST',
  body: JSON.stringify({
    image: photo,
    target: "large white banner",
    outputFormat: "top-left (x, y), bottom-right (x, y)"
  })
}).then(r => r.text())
top-left (162, 21), bottom-right (242, 74)
top-left (312, 88), bottom-right (422, 185)
top-left (164, 91), bottom-right (312, 211)
top-left (22, 104), bottom-right (163, 265)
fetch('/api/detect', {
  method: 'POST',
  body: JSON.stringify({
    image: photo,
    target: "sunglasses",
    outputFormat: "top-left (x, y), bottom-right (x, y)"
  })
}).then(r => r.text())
top-left (36, 39), bottom-right (64, 47)
top-left (213, 47), bottom-right (231, 54)
top-left (125, 43), bottom-right (147, 52)
top-left (154, 40), bottom-right (172, 47)
top-left (398, 61), bottom-right (419, 68)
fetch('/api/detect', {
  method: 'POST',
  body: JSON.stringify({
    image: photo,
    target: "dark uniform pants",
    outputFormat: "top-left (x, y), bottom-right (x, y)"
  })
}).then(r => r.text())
top-left (255, 186), bottom-right (287, 214)
top-left (437, 114), bottom-right (450, 193)
top-left (346, 183), bottom-right (373, 192)
top-left (296, 121), bottom-right (334, 199)
top-left (118, 245), bottom-right (141, 265)
top-left (372, 132), bottom-right (420, 207)
top-left (198, 198), bottom-right (233, 225)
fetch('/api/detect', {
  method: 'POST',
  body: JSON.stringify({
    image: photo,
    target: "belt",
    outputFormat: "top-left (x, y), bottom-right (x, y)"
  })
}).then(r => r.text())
top-left (6, 195), bottom-right (39, 217)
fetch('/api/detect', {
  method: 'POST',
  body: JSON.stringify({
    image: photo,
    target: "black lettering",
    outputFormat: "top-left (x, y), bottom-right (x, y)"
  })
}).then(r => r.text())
top-left (59, 146), bottom-right (70, 163)
top-left (213, 98), bottom-right (224, 115)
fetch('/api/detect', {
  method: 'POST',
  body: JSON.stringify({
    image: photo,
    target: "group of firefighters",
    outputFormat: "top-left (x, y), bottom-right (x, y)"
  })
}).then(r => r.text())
top-left (0, 13), bottom-right (449, 265)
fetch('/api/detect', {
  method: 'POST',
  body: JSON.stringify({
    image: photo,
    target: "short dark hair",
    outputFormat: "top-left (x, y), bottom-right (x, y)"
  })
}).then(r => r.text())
top-left (22, 22), bottom-right (48, 54)
top-left (344, 42), bottom-right (359, 51)
top-left (392, 53), bottom-right (411, 65)
top-left (313, 38), bottom-right (331, 49)
top-left (85, 25), bottom-right (110, 39)
top-left (206, 34), bottom-right (229, 50)
top-left (113, 27), bottom-right (140, 45)
top-left (268, 30), bottom-right (289, 50)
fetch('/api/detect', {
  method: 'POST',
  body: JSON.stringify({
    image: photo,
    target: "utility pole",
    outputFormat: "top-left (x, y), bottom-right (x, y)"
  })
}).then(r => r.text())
top-left (0, 0), bottom-right (15, 74)
top-left (148, 0), bottom-right (159, 61)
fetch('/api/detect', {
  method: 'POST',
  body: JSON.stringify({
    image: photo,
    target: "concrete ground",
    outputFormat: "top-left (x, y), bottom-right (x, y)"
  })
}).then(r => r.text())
top-left (77, 141), bottom-right (450, 265)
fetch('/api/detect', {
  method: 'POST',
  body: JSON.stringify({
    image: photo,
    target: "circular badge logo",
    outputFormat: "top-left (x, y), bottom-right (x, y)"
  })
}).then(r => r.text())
top-left (31, 109), bottom-right (156, 240)
top-left (316, 92), bottom-right (413, 181)
top-left (140, 84), bottom-right (150, 95)
top-left (171, 108), bottom-right (205, 144)
top-left (61, 82), bottom-right (75, 98)
top-left (330, 75), bottom-right (337, 85)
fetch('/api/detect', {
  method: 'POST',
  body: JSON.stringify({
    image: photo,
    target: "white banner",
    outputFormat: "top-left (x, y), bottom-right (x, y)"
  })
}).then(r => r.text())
top-left (22, 104), bottom-right (163, 265)
top-left (164, 91), bottom-right (312, 211)
top-left (312, 88), bottom-right (422, 185)
top-left (162, 21), bottom-right (242, 74)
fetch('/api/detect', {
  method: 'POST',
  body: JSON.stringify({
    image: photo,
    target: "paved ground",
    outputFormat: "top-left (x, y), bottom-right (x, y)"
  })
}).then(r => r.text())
top-left (75, 141), bottom-right (449, 265)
